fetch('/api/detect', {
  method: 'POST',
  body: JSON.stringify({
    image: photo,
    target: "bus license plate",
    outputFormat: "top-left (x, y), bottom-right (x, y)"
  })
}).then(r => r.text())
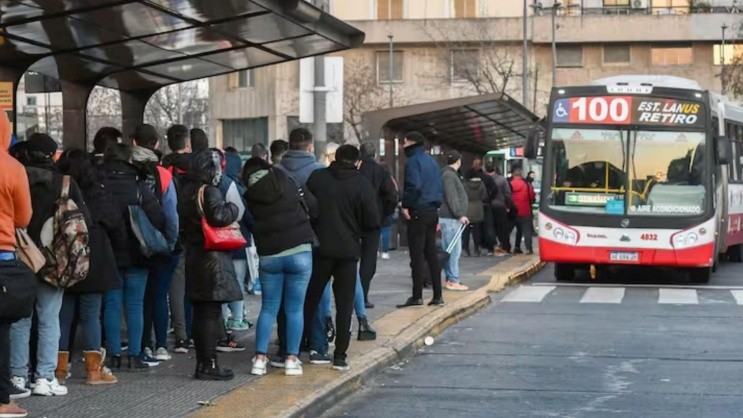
top-left (610, 251), bottom-right (639, 262)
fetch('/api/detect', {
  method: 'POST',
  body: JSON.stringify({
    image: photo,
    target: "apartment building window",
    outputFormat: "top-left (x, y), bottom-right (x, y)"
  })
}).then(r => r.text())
top-left (714, 44), bottom-right (743, 65)
top-left (651, 45), bottom-right (692, 66)
top-left (26, 96), bottom-right (37, 106)
top-left (376, 51), bottom-right (404, 84)
top-left (603, 0), bottom-right (630, 6)
top-left (603, 44), bottom-right (631, 65)
top-left (377, 0), bottom-right (404, 20)
top-left (222, 118), bottom-right (268, 152)
top-left (452, 0), bottom-right (477, 18)
top-left (556, 45), bottom-right (583, 68)
top-left (651, 0), bottom-right (689, 15)
top-left (451, 49), bottom-right (479, 82)
top-left (238, 70), bottom-right (253, 88)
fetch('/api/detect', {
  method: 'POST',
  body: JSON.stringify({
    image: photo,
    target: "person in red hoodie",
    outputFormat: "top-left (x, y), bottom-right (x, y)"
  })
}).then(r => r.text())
top-left (510, 167), bottom-right (536, 254)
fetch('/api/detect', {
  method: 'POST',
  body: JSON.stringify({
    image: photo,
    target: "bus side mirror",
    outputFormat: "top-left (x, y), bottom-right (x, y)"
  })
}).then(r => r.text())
top-left (716, 135), bottom-right (732, 165)
top-left (524, 126), bottom-right (540, 159)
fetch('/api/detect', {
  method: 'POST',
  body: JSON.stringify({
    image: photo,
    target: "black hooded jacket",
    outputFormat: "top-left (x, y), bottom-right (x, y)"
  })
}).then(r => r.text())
top-left (100, 160), bottom-right (165, 267)
top-left (306, 161), bottom-right (380, 260)
top-left (177, 150), bottom-right (242, 303)
top-left (359, 156), bottom-right (398, 226)
top-left (243, 159), bottom-right (316, 257)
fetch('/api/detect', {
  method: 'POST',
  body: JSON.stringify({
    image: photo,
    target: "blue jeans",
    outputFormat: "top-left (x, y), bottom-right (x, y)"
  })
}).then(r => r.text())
top-left (440, 218), bottom-right (463, 283)
top-left (222, 259), bottom-right (248, 322)
top-left (152, 255), bottom-right (178, 349)
top-left (11, 284), bottom-right (64, 380)
top-left (354, 269), bottom-right (366, 318)
top-left (255, 251), bottom-right (312, 356)
top-left (59, 292), bottom-right (102, 352)
top-left (104, 267), bottom-right (149, 357)
top-left (381, 225), bottom-right (391, 252)
top-left (309, 283), bottom-right (333, 353)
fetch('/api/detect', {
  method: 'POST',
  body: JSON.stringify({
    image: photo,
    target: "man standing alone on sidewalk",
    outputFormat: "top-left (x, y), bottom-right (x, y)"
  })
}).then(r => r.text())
top-left (510, 167), bottom-right (536, 254)
top-left (397, 132), bottom-right (444, 308)
top-left (439, 151), bottom-right (469, 291)
top-left (304, 145), bottom-right (379, 371)
top-left (358, 142), bottom-right (398, 309)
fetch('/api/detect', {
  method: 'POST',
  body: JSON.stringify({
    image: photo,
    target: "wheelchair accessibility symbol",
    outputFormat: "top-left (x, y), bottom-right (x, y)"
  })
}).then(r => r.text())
top-left (553, 99), bottom-right (569, 122)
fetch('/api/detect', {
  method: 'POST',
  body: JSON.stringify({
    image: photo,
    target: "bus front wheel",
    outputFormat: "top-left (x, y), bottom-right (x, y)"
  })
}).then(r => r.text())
top-left (688, 267), bottom-right (711, 284)
top-left (554, 263), bottom-right (576, 281)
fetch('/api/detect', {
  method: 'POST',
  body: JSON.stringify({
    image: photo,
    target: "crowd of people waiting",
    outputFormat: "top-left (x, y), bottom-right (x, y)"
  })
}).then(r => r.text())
top-left (0, 114), bottom-right (534, 416)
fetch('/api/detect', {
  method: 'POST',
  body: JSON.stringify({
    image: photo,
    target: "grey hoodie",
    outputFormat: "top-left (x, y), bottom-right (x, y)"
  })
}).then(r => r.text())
top-left (440, 165), bottom-right (468, 219)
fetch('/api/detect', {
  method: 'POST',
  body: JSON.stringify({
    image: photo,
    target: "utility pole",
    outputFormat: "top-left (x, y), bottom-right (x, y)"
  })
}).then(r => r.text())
top-left (388, 34), bottom-right (394, 108)
top-left (551, 2), bottom-right (562, 88)
top-left (722, 23), bottom-right (729, 95)
top-left (313, 1), bottom-right (328, 159)
top-left (522, 0), bottom-right (529, 110)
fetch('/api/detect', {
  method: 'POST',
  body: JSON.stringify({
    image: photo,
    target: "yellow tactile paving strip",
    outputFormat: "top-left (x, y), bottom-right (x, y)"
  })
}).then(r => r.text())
top-left (190, 255), bottom-right (542, 418)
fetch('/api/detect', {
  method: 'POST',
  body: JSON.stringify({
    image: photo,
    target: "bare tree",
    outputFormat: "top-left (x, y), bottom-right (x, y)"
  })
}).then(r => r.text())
top-left (418, 20), bottom-right (523, 98)
top-left (87, 87), bottom-right (122, 146)
top-left (343, 57), bottom-right (390, 142)
top-left (144, 79), bottom-right (209, 140)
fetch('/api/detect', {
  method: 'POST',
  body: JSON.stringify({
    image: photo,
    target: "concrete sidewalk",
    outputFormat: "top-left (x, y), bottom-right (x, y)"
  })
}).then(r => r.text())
top-left (17, 251), bottom-right (541, 418)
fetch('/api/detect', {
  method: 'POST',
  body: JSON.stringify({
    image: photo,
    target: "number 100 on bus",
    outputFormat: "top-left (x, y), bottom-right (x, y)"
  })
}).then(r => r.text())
top-left (553, 96), bottom-right (631, 125)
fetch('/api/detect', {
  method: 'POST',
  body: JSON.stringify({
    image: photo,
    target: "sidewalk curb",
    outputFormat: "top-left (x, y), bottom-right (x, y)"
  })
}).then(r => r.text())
top-left (288, 256), bottom-right (545, 418)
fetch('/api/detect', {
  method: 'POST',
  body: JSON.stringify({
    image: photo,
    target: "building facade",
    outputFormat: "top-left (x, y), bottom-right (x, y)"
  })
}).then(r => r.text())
top-left (209, 0), bottom-right (740, 150)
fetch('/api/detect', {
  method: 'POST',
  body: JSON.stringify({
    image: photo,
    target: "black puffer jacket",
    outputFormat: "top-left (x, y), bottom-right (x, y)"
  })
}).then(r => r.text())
top-left (242, 158), bottom-right (317, 257)
top-left (68, 184), bottom-right (126, 293)
top-left (359, 156), bottom-right (398, 226)
top-left (178, 150), bottom-right (242, 303)
top-left (306, 161), bottom-right (380, 260)
top-left (100, 160), bottom-right (165, 267)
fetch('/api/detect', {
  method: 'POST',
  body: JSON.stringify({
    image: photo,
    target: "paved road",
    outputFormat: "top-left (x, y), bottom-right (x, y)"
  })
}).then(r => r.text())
top-left (324, 261), bottom-right (743, 418)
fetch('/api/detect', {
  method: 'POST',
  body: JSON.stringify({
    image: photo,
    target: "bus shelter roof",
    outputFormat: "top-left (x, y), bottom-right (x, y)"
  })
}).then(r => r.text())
top-left (0, 0), bottom-right (364, 92)
top-left (363, 93), bottom-right (540, 154)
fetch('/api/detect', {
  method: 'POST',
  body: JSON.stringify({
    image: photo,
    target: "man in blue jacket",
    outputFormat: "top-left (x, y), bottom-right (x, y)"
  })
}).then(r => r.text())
top-left (398, 131), bottom-right (444, 308)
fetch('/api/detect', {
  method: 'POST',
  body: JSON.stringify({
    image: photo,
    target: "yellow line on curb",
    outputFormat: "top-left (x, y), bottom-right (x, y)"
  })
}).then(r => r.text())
top-left (189, 255), bottom-right (543, 418)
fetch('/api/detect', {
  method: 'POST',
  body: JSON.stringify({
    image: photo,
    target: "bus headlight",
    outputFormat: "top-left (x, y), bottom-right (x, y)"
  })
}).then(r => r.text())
top-left (672, 231), bottom-right (700, 249)
top-left (552, 227), bottom-right (578, 245)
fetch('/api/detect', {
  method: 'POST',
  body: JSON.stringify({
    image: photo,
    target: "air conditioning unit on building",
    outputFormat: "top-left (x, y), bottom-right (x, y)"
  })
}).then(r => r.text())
top-left (631, 0), bottom-right (648, 9)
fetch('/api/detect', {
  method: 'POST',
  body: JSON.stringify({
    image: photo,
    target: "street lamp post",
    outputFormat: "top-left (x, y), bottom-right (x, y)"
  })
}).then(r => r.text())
top-left (722, 23), bottom-right (729, 95)
top-left (388, 34), bottom-right (394, 108)
top-left (551, 2), bottom-right (562, 88)
top-left (522, 0), bottom-right (529, 109)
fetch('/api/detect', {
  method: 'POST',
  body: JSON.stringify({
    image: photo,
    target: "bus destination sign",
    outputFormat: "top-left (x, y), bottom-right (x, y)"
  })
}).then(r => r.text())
top-left (552, 96), bottom-right (704, 128)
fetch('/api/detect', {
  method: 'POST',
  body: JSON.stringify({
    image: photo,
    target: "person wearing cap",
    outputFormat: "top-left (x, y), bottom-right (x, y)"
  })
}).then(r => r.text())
top-left (0, 111), bottom-right (32, 416)
top-left (397, 131), bottom-right (444, 308)
top-left (439, 151), bottom-right (469, 291)
top-left (11, 133), bottom-right (91, 398)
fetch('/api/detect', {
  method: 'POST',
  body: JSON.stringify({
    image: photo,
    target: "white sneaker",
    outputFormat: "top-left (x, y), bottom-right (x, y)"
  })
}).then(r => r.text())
top-left (251, 357), bottom-right (268, 376)
top-left (155, 347), bottom-right (171, 361)
top-left (32, 378), bottom-right (67, 396)
top-left (284, 358), bottom-right (303, 376)
top-left (143, 347), bottom-right (154, 358)
top-left (381, 252), bottom-right (390, 260)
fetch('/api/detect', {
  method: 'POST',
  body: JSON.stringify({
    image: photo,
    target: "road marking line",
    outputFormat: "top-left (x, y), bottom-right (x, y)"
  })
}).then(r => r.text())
top-left (533, 282), bottom-right (743, 291)
top-left (502, 285), bottom-right (555, 303)
top-left (730, 290), bottom-right (743, 305)
top-left (658, 288), bottom-right (698, 304)
top-left (580, 287), bottom-right (625, 304)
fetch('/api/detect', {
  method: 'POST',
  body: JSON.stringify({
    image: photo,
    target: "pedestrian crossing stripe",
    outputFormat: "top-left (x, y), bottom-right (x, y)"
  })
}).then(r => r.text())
top-left (503, 285), bottom-right (743, 305)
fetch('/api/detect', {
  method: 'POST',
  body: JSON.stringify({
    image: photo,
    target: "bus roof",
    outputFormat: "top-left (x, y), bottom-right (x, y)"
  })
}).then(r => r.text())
top-left (591, 75), bottom-right (702, 90)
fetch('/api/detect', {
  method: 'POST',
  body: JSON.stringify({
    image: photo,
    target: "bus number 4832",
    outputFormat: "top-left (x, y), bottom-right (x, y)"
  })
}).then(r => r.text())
top-left (640, 233), bottom-right (658, 241)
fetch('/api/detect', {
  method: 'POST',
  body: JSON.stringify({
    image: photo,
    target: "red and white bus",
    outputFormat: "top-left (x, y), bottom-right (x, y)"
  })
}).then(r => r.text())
top-left (532, 75), bottom-right (743, 282)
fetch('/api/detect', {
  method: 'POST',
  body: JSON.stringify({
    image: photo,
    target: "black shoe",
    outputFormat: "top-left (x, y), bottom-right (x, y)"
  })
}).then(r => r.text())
top-left (525, 250), bottom-right (534, 255)
top-left (357, 317), bottom-right (377, 341)
top-left (364, 300), bottom-right (375, 309)
top-left (396, 297), bottom-right (424, 308)
top-left (428, 298), bottom-right (445, 306)
top-left (309, 350), bottom-right (332, 365)
top-left (216, 336), bottom-right (246, 352)
top-left (325, 317), bottom-right (336, 343)
top-left (195, 358), bottom-right (234, 381)
top-left (513, 248), bottom-right (524, 254)
top-left (9, 385), bottom-right (30, 400)
top-left (127, 355), bottom-right (150, 371)
top-left (106, 355), bottom-right (122, 371)
top-left (332, 358), bottom-right (350, 371)
top-left (174, 339), bottom-right (188, 354)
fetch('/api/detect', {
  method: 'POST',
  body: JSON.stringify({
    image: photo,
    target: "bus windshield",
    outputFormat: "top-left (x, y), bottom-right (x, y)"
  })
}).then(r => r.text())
top-left (548, 127), bottom-right (706, 216)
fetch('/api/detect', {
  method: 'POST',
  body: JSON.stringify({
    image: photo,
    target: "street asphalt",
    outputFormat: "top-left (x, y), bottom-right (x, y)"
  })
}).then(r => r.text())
top-left (324, 261), bottom-right (743, 418)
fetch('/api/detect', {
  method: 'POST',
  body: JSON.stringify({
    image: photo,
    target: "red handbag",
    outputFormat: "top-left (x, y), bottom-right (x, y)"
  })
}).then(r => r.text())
top-left (198, 185), bottom-right (247, 251)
